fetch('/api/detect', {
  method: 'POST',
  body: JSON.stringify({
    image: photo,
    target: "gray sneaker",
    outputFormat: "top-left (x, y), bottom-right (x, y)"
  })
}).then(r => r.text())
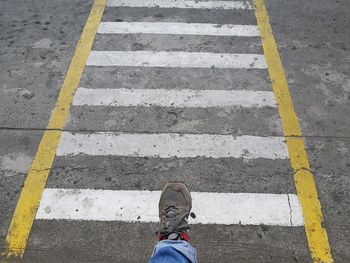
top-left (158, 181), bottom-right (192, 240)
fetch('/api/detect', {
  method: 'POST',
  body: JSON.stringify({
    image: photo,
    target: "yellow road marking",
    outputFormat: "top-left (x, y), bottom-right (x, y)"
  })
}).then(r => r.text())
top-left (253, 0), bottom-right (333, 262)
top-left (3, 0), bottom-right (107, 258)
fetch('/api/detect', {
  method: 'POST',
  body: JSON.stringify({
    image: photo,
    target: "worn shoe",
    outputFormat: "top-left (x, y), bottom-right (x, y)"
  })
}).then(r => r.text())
top-left (158, 181), bottom-right (192, 240)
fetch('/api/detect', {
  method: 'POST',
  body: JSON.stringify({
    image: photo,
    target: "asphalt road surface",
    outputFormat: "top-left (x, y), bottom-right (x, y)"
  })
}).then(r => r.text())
top-left (1, 0), bottom-right (349, 262)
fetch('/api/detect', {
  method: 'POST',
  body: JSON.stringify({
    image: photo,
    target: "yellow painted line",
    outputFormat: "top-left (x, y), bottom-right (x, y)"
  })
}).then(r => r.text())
top-left (3, 0), bottom-right (107, 258)
top-left (253, 0), bottom-right (333, 262)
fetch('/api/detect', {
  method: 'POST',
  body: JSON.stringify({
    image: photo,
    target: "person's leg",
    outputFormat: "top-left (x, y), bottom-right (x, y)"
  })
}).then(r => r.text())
top-left (150, 240), bottom-right (196, 263)
top-left (149, 182), bottom-right (198, 263)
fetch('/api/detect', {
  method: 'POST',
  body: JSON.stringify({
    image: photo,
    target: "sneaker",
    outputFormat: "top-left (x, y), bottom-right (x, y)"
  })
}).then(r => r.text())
top-left (158, 181), bottom-right (192, 240)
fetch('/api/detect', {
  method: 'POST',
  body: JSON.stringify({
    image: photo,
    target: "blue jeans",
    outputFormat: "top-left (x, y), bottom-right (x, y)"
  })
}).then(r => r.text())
top-left (149, 240), bottom-right (198, 263)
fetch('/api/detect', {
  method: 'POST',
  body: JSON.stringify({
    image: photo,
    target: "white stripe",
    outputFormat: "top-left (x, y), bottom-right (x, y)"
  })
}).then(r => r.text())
top-left (56, 132), bottom-right (288, 159)
top-left (98, 22), bottom-right (259, 37)
top-left (36, 189), bottom-right (304, 226)
top-left (87, 51), bottom-right (267, 69)
top-left (73, 87), bottom-right (276, 108)
top-left (107, 0), bottom-right (252, 10)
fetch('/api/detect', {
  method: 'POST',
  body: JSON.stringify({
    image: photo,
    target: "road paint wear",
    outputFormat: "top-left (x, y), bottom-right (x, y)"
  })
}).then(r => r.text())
top-left (87, 51), bottom-right (267, 69)
top-left (254, 0), bottom-right (334, 261)
top-left (36, 189), bottom-right (303, 226)
top-left (73, 88), bottom-right (276, 108)
top-left (107, 0), bottom-right (252, 10)
top-left (56, 132), bottom-right (289, 159)
top-left (3, 0), bottom-right (331, 261)
top-left (98, 22), bottom-right (260, 37)
top-left (3, 0), bottom-right (107, 258)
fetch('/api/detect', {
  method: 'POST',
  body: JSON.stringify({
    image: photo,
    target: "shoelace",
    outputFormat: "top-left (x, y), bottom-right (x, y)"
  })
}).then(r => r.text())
top-left (164, 206), bottom-right (179, 231)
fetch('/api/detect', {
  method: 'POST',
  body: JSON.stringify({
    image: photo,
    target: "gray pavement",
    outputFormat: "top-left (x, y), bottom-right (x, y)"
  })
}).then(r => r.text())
top-left (0, 0), bottom-right (92, 251)
top-left (1, 0), bottom-right (350, 262)
top-left (267, 0), bottom-right (350, 261)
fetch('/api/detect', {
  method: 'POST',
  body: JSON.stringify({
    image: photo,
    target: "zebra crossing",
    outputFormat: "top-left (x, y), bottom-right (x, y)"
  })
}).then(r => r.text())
top-left (28, 0), bottom-right (310, 261)
top-left (73, 88), bottom-right (276, 108)
top-left (37, 189), bottom-right (303, 226)
top-left (98, 22), bottom-right (259, 36)
top-left (86, 51), bottom-right (266, 68)
top-left (106, 0), bottom-right (253, 9)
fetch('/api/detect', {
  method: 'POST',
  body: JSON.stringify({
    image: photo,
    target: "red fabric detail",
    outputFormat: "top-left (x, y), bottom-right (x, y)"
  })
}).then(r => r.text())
top-left (158, 232), bottom-right (190, 241)
top-left (179, 232), bottom-right (190, 241)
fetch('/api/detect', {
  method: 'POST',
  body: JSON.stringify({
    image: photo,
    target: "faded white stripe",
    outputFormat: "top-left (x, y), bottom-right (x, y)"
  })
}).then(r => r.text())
top-left (98, 22), bottom-right (259, 37)
top-left (36, 189), bottom-right (304, 226)
top-left (73, 87), bottom-right (276, 108)
top-left (56, 132), bottom-right (288, 159)
top-left (86, 51), bottom-right (267, 69)
top-left (107, 0), bottom-right (252, 10)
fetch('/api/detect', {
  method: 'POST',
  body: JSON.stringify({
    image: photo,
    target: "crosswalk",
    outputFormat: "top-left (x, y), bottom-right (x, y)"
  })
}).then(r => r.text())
top-left (37, 189), bottom-right (303, 226)
top-left (98, 22), bottom-right (260, 36)
top-left (32, 0), bottom-right (307, 260)
top-left (73, 88), bottom-right (276, 108)
top-left (87, 51), bottom-right (266, 68)
top-left (106, 0), bottom-right (253, 9)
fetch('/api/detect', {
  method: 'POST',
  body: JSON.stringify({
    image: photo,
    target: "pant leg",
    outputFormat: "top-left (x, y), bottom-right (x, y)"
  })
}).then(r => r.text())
top-left (149, 240), bottom-right (198, 263)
